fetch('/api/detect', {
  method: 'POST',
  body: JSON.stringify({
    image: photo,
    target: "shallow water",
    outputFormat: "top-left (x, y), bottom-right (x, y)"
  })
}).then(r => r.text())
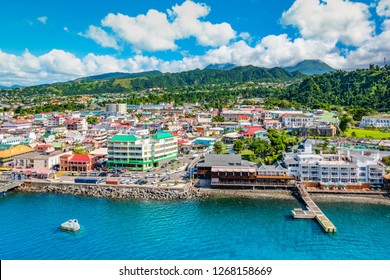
top-left (0, 193), bottom-right (389, 260)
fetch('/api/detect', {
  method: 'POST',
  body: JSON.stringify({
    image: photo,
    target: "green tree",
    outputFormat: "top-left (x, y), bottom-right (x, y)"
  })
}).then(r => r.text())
top-left (339, 114), bottom-right (354, 132)
top-left (213, 141), bottom-right (223, 154)
top-left (86, 116), bottom-right (98, 125)
top-left (212, 116), bottom-right (225, 122)
top-left (73, 148), bottom-right (88, 154)
top-left (233, 140), bottom-right (244, 152)
top-left (383, 156), bottom-right (390, 166)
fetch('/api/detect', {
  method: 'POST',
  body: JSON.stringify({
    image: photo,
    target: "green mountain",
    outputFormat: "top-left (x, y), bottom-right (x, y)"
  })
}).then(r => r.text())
top-left (75, 70), bottom-right (162, 82)
top-left (282, 66), bottom-right (390, 111)
top-left (284, 60), bottom-right (336, 75)
top-left (1, 65), bottom-right (304, 97)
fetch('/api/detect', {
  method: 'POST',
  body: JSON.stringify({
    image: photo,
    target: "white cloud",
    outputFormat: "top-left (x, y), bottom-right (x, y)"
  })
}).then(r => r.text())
top-left (239, 32), bottom-right (251, 40)
top-left (165, 36), bottom-right (343, 71)
top-left (377, 0), bottom-right (390, 17)
top-left (37, 16), bottom-right (48, 24)
top-left (94, 0), bottom-right (235, 51)
top-left (169, 0), bottom-right (236, 47)
top-left (102, 11), bottom-right (177, 52)
top-left (4, 0), bottom-right (390, 87)
top-left (341, 19), bottom-right (390, 69)
top-left (281, 0), bottom-right (374, 46)
top-left (79, 25), bottom-right (120, 50)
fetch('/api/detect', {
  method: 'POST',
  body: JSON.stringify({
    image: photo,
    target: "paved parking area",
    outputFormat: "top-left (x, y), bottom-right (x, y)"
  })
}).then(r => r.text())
top-left (56, 153), bottom-right (196, 186)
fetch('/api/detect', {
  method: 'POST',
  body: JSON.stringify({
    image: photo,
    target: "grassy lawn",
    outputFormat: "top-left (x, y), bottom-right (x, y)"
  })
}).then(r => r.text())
top-left (345, 128), bottom-right (390, 140)
top-left (240, 150), bottom-right (254, 156)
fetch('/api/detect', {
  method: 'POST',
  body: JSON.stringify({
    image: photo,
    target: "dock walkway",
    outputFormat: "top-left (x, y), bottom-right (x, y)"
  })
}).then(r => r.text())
top-left (295, 185), bottom-right (337, 233)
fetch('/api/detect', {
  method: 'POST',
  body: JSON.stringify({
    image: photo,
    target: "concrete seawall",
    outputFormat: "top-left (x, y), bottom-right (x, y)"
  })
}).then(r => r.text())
top-left (17, 180), bottom-right (208, 200)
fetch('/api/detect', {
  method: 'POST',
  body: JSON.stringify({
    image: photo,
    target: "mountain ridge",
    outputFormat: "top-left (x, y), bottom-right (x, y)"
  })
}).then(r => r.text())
top-left (284, 60), bottom-right (336, 75)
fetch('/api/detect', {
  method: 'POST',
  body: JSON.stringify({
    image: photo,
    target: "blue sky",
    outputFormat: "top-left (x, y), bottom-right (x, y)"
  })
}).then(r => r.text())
top-left (1, 0), bottom-right (390, 86)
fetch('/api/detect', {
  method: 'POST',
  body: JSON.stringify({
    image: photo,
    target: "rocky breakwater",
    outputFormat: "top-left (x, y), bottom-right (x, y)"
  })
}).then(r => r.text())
top-left (17, 182), bottom-right (210, 200)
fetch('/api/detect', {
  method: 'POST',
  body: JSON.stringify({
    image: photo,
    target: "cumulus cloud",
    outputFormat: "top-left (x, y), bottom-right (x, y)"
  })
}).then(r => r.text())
top-left (79, 25), bottom-right (121, 50)
top-left (93, 0), bottom-right (236, 51)
top-left (0, 49), bottom-right (169, 86)
top-left (341, 19), bottom-right (390, 69)
top-left (4, 0), bottom-right (390, 86)
top-left (37, 16), bottom-right (48, 24)
top-left (281, 0), bottom-right (374, 46)
top-left (102, 11), bottom-right (177, 52)
top-left (377, 0), bottom-right (390, 17)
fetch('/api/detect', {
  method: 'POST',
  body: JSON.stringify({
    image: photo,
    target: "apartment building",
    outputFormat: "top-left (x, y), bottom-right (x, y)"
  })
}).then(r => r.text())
top-left (263, 120), bottom-right (282, 129)
top-left (107, 104), bottom-right (127, 115)
top-left (63, 118), bottom-right (88, 131)
top-left (285, 152), bottom-right (385, 185)
top-left (87, 128), bottom-right (108, 147)
top-left (221, 110), bottom-right (253, 121)
top-left (107, 132), bottom-right (178, 171)
top-left (282, 114), bottom-right (314, 129)
top-left (48, 115), bottom-right (65, 127)
top-left (360, 115), bottom-right (390, 128)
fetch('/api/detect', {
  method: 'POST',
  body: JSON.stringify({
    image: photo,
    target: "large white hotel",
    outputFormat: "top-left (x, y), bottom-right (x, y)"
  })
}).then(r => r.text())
top-left (283, 141), bottom-right (385, 185)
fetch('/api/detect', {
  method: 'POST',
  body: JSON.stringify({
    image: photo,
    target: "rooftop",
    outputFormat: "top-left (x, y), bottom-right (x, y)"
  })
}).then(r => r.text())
top-left (70, 154), bottom-right (93, 163)
top-left (198, 154), bottom-right (243, 168)
top-left (152, 132), bottom-right (174, 140)
top-left (109, 134), bottom-right (139, 142)
top-left (0, 145), bottom-right (34, 159)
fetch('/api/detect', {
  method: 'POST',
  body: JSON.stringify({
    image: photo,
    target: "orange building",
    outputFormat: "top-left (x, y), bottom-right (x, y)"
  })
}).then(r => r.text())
top-left (60, 154), bottom-right (97, 172)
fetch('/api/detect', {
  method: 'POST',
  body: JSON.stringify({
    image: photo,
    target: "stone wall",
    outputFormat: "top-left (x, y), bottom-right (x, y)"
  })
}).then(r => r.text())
top-left (17, 181), bottom-right (208, 201)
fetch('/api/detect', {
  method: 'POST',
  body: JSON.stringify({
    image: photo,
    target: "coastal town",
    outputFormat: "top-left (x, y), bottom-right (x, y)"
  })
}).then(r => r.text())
top-left (0, 98), bottom-right (389, 201)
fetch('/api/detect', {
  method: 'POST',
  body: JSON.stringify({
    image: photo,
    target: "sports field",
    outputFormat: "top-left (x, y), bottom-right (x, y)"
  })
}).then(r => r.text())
top-left (345, 128), bottom-right (390, 140)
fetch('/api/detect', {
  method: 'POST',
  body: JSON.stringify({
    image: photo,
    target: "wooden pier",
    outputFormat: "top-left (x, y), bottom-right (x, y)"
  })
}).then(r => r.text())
top-left (294, 185), bottom-right (337, 233)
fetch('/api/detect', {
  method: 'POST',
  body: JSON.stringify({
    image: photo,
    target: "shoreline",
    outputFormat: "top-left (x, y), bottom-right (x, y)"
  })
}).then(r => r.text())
top-left (11, 183), bottom-right (390, 205)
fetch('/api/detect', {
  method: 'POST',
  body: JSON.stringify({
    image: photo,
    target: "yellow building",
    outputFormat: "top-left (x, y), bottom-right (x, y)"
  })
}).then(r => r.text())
top-left (0, 145), bottom-right (35, 167)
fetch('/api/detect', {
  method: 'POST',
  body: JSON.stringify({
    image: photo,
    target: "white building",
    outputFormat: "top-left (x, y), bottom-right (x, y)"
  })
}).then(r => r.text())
top-left (107, 104), bottom-right (127, 115)
top-left (282, 114), bottom-right (314, 129)
top-left (221, 110), bottom-right (253, 121)
top-left (263, 120), bottom-right (282, 129)
top-left (14, 151), bottom-right (71, 170)
top-left (0, 134), bottom-right (21, 145)
top-left (48, 115), bottom-right (65, 127)
top-left (360, 115), bottom-right (390, 128)
top-left (284, 150), bottom-right (385, 185)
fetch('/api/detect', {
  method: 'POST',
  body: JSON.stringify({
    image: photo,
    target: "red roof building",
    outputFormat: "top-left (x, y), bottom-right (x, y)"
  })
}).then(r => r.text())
top-left (237, 115), bottom-right (249, 120)
top-left (60, 153), bottom-right (97, 172)
top-left (242, 126), bottom-right (265, 137)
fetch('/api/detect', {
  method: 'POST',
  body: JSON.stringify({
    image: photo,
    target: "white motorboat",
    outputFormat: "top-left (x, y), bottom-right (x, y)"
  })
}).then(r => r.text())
top-left (59, 219), bottom-right (80, 232)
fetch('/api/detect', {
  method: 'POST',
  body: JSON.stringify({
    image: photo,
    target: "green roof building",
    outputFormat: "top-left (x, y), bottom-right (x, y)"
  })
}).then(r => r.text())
top-left (107, 132), bottom-right (177, 171)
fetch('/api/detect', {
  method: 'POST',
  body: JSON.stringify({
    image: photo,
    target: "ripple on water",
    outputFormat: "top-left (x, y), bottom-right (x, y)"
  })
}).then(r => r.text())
top-left (0, 193), bottom-right (390, 259)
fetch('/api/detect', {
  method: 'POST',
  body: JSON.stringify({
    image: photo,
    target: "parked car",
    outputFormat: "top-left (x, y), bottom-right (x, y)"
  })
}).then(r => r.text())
top-left (160, 176), bottom-right (169, 182)
top-left (99, 172), bottom-right (108, 177)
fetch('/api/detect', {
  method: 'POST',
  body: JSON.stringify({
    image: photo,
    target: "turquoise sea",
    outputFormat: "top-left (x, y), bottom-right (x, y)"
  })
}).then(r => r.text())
top-left (0, 193), bottom-right (389, 260)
